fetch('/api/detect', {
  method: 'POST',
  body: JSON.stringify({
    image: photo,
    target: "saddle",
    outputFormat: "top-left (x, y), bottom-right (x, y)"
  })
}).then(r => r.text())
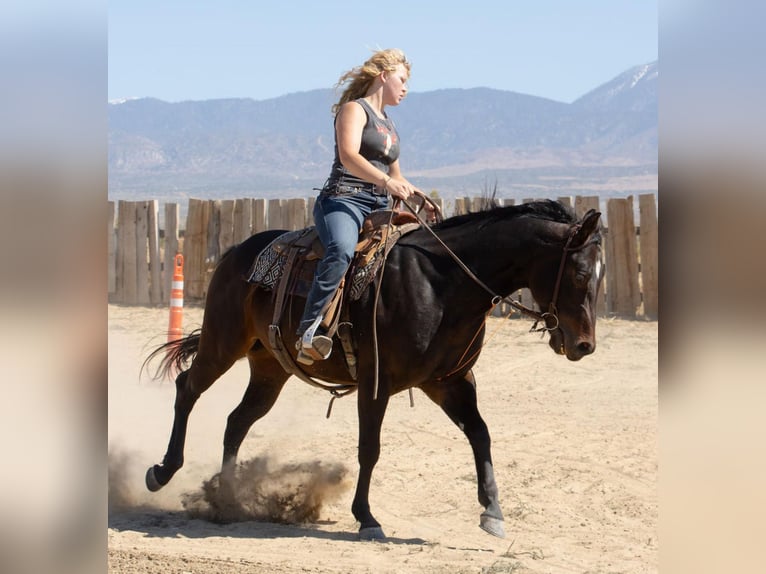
top-left (246, 209), bottom-right (421, 382)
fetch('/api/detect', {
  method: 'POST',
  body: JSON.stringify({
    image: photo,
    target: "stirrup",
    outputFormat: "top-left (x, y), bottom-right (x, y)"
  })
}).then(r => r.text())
top-left (296, 349), bottom-right (315, 366)
top-left (295, 335), bottom-right (333, 362)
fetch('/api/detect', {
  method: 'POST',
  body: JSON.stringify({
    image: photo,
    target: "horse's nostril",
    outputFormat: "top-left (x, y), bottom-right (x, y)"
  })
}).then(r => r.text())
top-left (577, 341), bottom-right (594, 355)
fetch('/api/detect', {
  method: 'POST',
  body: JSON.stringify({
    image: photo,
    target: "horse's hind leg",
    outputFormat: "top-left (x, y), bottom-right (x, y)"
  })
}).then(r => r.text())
top-left (146, 350), bottom-right (241, 492)
top-left (219, 348), bottom-right (290, 487)
top-left (420, 370), bottom-right (505, 538)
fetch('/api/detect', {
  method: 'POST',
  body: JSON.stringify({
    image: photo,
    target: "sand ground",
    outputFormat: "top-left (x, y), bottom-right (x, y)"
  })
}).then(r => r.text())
top-left (108, 304), bottom-right (657, 573)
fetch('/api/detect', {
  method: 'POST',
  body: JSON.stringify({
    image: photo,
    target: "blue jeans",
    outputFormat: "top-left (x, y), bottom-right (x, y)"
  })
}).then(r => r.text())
top-left (297, 190), bottom-right (390, 336)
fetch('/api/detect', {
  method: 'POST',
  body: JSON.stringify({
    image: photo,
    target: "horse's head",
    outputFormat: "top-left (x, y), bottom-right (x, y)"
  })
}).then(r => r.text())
top-left (529, 209), bottom-right (604, 361)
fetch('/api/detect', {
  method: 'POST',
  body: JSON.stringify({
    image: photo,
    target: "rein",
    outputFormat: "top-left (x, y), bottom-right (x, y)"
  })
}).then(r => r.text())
top-left (401, 197), bottom-right (582, 332)
top-left (370, 194), bottom-right (444, 400)
top-left (370, 209), bottom-right (395, 402)
top-left (396, 197), bottom-right (594, 380)
top-left (366, 194), bottom-right (583, 399)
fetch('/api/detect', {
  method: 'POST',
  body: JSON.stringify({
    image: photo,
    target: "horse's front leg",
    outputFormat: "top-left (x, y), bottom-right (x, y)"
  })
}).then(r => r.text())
top-left (420, 370), bottom-right (505, 538)
top-left (351, 378), bottom-right (390, 540)
top-left (220, 352), bottom-right (289, 492)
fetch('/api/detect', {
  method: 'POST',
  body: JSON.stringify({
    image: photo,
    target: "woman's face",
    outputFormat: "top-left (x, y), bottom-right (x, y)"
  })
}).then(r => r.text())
top-left (382, 64), bottom-right (409, 106)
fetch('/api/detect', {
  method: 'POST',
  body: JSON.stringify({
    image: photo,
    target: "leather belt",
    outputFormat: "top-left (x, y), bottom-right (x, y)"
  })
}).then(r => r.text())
top-left (328, 184), bottom-right (388, 197)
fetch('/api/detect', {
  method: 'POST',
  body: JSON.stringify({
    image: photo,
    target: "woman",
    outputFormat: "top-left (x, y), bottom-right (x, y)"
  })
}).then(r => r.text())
top-left (296, 48), bottom-right (419, 365)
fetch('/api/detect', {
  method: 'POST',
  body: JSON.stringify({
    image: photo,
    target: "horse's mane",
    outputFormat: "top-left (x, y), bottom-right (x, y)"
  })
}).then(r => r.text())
top-left (432, 198), bottom-right (576, 232)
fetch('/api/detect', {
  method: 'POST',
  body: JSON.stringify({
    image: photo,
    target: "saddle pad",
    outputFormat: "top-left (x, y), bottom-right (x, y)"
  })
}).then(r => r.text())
top-left (246, 221), bottom-right (420, 300)
top-left (247, 230), bottom-right (385, 301)
top-left (246, 237), bottom-right (287, 288)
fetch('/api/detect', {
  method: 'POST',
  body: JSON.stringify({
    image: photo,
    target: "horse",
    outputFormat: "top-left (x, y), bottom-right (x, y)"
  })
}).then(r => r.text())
top-left (143, 197), bottom-right (603, 541)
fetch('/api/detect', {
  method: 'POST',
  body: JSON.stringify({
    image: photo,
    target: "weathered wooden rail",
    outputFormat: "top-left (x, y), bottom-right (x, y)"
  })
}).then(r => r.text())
top-left (108, 194), bottom-right (658, 320)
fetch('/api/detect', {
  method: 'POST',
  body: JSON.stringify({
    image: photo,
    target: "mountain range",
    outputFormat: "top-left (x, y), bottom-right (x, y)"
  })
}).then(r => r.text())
top-left (108, 61), bottom-right (657, 203)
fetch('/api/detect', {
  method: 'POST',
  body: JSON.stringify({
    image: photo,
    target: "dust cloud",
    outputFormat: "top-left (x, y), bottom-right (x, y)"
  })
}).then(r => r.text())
top-left (109, 448), bottom-right (351, 524)
top-left (182, 456), bottom-right (351, 524)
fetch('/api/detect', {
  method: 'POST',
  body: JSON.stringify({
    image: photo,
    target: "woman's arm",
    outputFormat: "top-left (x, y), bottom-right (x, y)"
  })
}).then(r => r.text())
top-left (335, 102), bottom-right (415, 201)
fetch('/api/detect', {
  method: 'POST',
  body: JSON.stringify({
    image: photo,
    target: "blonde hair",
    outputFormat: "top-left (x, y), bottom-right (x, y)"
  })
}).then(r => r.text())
top-left (332, 48), bottom-right (411, 114)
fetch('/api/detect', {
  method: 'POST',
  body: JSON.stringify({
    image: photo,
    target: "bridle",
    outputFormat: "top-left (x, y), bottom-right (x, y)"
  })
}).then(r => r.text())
top-left (401, 196), bottom-right (592, 334)
top-left (363, 195), bottom-right (594, 399)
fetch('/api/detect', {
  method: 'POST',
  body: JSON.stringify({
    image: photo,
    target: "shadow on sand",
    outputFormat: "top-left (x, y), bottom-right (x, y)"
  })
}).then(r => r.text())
top-left (108, 508), bottom-right (428, 546)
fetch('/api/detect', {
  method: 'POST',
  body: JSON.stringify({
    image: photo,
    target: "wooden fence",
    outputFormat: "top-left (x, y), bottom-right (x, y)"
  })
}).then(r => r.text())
top-left (108, 194), bottom-right (658, 320)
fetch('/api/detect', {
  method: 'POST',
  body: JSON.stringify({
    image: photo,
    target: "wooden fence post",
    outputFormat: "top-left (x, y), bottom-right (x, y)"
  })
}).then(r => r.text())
top-left (206, 200), bottom-right (222, 266)
top-left (574, 195), bottom-right (600, 219)
top-left (286, 198), bottom-right (307, 230)
top-left (108, 201), bottom-right (116, 298)
top-left (252, 198), bottom-right (268, 234)
top-left (639, 193), bottom-right (659, 319)
top-left (135, 201), bottom-right (150, 305)
top-left (147, 200), bottom-right (162, 305)
top-left (120, 201), bottom-right (138, 304)
top-left (164, 203), bottom-right (180, 304)
top-left (185, 198), bottom-right (209, 300)
top-left (114, 200), bottom-right (125, 302)
top-left (234, 198), bottom-right (253, 244)
top-left (469, 197), bottom-right (484, 212)
top-left (307, 196), bottom-right (316, 226)
top-left (605, 197), bottom-right (640, 318)
top-left (268, 198), bottom-right (286, 230)
top-left (219, 199), bottom-right (237, 254)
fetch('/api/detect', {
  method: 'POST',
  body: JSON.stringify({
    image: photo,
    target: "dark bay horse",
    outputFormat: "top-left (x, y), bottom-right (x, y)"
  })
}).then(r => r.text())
top-left (143, 199), bottom-right (603, 540)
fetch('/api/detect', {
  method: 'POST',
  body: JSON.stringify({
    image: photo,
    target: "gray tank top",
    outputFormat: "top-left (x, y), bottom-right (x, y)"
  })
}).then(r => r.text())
top-left (323, 98), bottom-right (400, 191)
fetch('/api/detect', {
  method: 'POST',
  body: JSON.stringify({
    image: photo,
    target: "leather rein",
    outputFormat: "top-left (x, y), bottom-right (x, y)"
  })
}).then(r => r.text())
top-left (337, 194), bottom-right (587, 405)
top-left (400, 195), bottom-right (585, 334)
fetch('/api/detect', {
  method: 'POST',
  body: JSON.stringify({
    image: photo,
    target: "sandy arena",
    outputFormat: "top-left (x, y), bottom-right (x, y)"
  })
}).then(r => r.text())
top-left (108, 303), bottom-right (657, 573)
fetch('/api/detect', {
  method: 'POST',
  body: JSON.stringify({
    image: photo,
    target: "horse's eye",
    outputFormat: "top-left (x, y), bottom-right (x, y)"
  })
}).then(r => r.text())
top-left (575, 272), bottom-right (589, 286)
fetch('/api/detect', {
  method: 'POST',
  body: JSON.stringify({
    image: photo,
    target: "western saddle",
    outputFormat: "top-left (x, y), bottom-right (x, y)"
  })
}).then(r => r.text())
top-left (246, 209), bottom-right (422, 386)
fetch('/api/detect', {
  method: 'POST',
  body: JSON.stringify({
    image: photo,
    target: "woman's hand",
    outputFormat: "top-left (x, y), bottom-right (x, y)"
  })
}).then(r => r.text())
top-left (384, 176), bottom-right (417, 202)
top-left (422, 197), bottom-right (438, 223)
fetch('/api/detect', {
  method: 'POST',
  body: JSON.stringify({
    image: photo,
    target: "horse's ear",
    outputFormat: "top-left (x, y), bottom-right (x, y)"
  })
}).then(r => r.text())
top-left (572, 209), bottom-right (602, 247)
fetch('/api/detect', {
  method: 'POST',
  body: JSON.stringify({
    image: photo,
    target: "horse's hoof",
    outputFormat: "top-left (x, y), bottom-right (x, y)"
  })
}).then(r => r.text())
top-left (479, 514), bottom-right (506, 538)
top-left (145, 465), bottom-right (164, 492)
top-left (359, 526), bottom-right (386, 541)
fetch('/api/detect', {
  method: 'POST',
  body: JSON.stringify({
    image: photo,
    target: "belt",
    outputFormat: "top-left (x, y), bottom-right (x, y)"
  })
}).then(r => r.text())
top-left (326, 183), bottom-right (388, 197)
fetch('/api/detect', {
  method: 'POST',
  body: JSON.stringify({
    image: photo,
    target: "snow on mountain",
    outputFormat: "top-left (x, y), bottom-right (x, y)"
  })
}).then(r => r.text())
top-left (573, 61), bottom-right (657, 112)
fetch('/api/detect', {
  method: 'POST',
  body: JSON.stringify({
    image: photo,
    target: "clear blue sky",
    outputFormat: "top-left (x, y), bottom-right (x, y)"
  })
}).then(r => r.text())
top-left (109, 0), bottom-right (657, 104)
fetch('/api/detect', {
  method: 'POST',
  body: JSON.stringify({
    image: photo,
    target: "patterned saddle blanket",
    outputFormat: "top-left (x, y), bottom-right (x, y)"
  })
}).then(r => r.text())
top-left (246, 210), bottom-right (420, 301)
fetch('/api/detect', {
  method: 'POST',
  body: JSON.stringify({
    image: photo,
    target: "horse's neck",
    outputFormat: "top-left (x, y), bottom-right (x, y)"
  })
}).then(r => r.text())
top-left (440, 218), bottom-right (564, 296)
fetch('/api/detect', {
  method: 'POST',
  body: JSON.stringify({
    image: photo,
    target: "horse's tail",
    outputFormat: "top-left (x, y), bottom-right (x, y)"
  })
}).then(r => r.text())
top-left (141, 329), bottom-right (202, 381)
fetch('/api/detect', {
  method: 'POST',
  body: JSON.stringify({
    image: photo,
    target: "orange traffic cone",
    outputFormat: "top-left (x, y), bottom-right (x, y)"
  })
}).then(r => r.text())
top-left (167, 254), bottom-right (184, 342)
